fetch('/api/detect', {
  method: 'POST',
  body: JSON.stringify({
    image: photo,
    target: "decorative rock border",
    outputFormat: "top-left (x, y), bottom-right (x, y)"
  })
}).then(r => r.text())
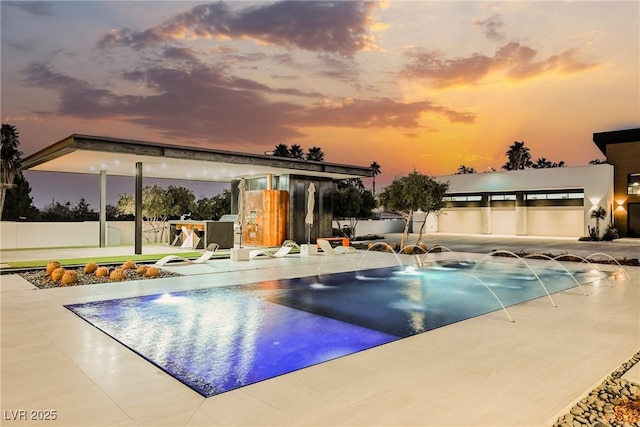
top-left (20, 265), bottom-right (181, 289)
top-left (553, 351), bottom-right (640, 427)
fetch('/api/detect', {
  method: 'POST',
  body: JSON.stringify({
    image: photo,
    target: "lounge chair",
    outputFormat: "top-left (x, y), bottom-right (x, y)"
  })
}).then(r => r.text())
top-left (155, 243), bottom-right (220, 266)
top-left (249, 241), bottom-right (299, 259)
top-left (317, 238), bottom-right (358, 255)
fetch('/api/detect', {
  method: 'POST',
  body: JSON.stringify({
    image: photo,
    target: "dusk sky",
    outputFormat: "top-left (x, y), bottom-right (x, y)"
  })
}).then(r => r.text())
top-left (2, 1), bottom-right (639, 209)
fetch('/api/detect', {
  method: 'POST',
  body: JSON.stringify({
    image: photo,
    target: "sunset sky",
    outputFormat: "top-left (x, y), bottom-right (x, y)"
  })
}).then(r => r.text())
top-left (2, 1), bottom-right (639, 208)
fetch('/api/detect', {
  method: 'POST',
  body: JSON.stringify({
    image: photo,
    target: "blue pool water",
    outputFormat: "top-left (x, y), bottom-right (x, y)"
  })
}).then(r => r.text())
top-left (65, 261), bottom-right (600, 397)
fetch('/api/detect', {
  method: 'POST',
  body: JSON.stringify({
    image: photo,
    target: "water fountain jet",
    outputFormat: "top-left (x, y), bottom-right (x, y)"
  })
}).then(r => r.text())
top-left (473, 250), bottom-right (557, 307)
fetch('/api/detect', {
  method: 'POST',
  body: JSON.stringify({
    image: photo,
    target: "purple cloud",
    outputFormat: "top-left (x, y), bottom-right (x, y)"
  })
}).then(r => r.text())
top-left (98, 1), bottom-right (378, 56)
top-left (402, 42), bottom-right (598, 88)
top-left (5, 1), bottom-right (53, 17)
top-left (297, 98), bottom-right (475, 128)
top-left (22, 61), bottom-right (474, 145)
top-left (473, 14), bottom-right (505, 42)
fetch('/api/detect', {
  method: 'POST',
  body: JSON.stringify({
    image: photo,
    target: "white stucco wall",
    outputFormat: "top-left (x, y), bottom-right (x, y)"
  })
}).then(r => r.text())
top-left (0, 221), bottom-right (168, 250)
top-left (431, 164), bottom-right (614, 237)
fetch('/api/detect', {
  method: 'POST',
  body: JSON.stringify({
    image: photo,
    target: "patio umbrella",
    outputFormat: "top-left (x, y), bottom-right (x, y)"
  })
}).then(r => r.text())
top-left (237, 178), bottom-right (246, 248)
top-left (305, 183), bottom-right (316, 244)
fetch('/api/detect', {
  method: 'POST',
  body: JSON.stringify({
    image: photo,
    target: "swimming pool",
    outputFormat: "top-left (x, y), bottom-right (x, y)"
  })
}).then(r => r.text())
top-left (65, 261), bottom-right (602, 397)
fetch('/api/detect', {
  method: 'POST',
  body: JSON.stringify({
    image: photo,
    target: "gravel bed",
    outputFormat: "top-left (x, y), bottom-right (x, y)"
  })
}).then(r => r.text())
top-left (20, 265), bottom-right (181, 289)
top-left (553, 351), bottom-right (640, 427)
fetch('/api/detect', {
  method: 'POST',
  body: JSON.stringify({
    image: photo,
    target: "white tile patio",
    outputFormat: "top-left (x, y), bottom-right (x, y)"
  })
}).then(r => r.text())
top-left (1, 245), bottom-right (639, 426)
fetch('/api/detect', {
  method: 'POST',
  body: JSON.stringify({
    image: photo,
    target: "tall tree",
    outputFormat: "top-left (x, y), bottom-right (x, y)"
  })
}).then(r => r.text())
top-left (41, 199), bottom-right (74, 221)
top-left (71, 197), bottom-right (98, 221)
top-left (195, 189), bottom-right (231, 220)
top-left (166, 185), bottom-right (197, 218)
top-left (306, 146), bottom-right (324, 161)
top-left (502, 141), bottom-right (532, 171)
top-left (272, 143), bottom-right (290, 157)
top-left (370, 161), bottom-right (381, 195)
top-left (456, 165), bottom-right (477, 174)
top-left (117, 184), bottom-right (172, 242)
top-left (289, 144), bottom-right (304, 159)
top-left (333, 179), bottom-right (376, 239)
top-left (378, 170), bottom-right (449, 248)
top-left (1, 171), bottom-right (38, 220)
top-left (1, 124), bottom-right (23, 219)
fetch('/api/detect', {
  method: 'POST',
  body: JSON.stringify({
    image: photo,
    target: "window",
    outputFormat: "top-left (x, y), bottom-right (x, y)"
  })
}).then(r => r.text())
top-left (525, 192), bottom-right (584, 200)
top-left (444, 195), bottom-right (482, 203)
top-left (628, 173), bottom-right (640, 195)
top-left (490, 194), bottom-right (516, 201)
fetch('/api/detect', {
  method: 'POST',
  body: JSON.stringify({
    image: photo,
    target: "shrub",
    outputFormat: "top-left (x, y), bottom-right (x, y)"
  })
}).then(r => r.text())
top-left (136, 265), bottom-right (149, 275)
top-left (46, 261), bottom-right (61, 276)
top-left (61, 270), bottom-right (79, 286)
top-left (602, 225), bottom-right (619, 241)
top-left (95, 266), bottom-right (110, 277)
top-left (84, 262), bottom-right (98, 274)
top-left (144, 267), bottom-right (161, 278)
top-left (109, 268), bottom-right (126, 281)
top-left (121, 260), bottom-right (137, 270)
top-left (50, 267), bottom-right (66, 281)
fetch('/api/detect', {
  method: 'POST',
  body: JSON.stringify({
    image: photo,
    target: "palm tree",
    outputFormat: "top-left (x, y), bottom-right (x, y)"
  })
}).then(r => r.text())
top-left (502, 141), bottom-right (532, 170)
top-left (289, 144), bottom-right (304, 159)
top-left (456, 165), bottom-right (477, 174)
top-left (306, 146), bottom-right (324, 161)
top-left (1, 124), bottom-right (23, 219)
top-left (532, 158), bottom-right (566, 169)
top-left (370, 161), bottom-right (381, 196)
top-left (590, 205), bottom-right (607, 239)
top-left (272, 144), bottom-right (290, 157)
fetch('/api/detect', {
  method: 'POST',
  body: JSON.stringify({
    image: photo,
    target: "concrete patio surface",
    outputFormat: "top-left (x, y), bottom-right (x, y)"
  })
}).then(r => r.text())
top-left (1, 234), bottom-right (638, 426)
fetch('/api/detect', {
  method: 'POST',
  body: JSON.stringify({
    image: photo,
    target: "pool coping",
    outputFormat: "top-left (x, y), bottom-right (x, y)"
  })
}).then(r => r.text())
top-left (1, 249), bottom-right (639, 426)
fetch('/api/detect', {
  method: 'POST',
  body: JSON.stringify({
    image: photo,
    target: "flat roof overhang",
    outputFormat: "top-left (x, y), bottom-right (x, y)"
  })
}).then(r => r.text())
top-left (593, 128), bottom-right (640, 155)
top-left (21, 134), bottom-right (374, 181)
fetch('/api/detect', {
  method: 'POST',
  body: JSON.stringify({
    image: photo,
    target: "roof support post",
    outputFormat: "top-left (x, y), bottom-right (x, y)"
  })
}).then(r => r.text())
top-left (99, 170), bottom-right (106, 247)
top-left (135, 162), bottom-right (143, 255)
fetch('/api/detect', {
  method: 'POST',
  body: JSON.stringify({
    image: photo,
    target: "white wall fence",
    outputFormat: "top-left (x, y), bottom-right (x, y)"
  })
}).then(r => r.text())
top-left (0, 221), bottom-right (169, 250)
top-left (2, 219), bottom-right (405, 250)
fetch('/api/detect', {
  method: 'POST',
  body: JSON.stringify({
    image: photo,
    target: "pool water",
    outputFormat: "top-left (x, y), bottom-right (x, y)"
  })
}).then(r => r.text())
top-left (65, 261), bottom-right (600, 397)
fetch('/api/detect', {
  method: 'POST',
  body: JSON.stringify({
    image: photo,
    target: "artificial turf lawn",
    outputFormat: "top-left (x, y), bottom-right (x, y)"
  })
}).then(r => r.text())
top-left (7, 251), bottom-right (214, 269)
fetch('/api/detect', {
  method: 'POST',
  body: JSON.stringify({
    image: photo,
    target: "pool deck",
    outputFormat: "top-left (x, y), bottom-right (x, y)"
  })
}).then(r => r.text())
top-left (1, 234), bottom-right (639, 426)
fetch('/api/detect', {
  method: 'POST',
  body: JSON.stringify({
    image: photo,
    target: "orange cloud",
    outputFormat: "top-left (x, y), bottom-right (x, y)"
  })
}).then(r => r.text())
top-left (401, 42), bottom-right (599, 88)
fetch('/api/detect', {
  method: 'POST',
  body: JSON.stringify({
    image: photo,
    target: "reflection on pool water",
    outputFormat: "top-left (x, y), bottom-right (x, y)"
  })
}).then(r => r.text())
top-left (65, 261), bottom-right (604, 397)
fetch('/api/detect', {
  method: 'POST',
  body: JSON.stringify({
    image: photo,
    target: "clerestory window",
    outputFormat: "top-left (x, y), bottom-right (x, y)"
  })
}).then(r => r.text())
top-left (628, 173), bottom-right (640, 195)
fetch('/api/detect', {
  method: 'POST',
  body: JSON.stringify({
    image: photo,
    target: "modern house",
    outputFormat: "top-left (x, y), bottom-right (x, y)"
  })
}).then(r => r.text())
top-left (593, 128), bottom-right (640, 237)
top-left (428, 164), bottom-right (614, 238)
top-left (423, 127), bottom-right (639, 238)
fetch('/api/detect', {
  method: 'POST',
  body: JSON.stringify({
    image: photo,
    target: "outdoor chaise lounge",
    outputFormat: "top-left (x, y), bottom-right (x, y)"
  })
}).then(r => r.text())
top-left (317, 238), bottom-right (358, 255)
top-left (155, 243), bottom-right (220, 266)
top-left (249, 240), bottom-right (299, 259)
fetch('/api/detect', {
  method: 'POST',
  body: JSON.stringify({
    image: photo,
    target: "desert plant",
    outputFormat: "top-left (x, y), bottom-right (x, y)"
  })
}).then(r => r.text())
top-left (46, 261), bottom-right (61, 276)
top-left (109, 268), bottom-right (126, 281)
top-left (136, 265), bottom-right (149, 275)
top-left (144, 267), bottom-right (161, 278)
top-left (121, 260), bottom-right (137, 270)
top-left (590, 206), bottom-right (607, 239)
top-left (602, 225), bottom-right (619, 241)
top-left (61, 270), bottom-right (79, 286)
top-left (95, 266), bottom-right (110, 277)
top-left (84, 262), bottom-right (98, 274)
top-left (50, 267), bottom-right (66, 281)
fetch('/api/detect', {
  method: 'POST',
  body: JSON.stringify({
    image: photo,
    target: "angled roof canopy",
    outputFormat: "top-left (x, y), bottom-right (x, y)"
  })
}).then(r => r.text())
top-left (21, 134), bottom-right (373, 181)
top-left (593, 128), bottom-right (640, 155)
